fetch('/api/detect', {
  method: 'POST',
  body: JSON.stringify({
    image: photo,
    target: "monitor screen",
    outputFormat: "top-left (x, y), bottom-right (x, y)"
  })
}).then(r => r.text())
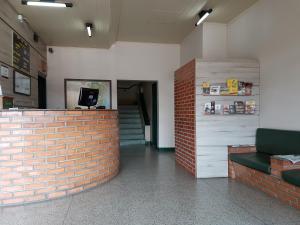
top-left (78, 88), bottom-right (99, 109)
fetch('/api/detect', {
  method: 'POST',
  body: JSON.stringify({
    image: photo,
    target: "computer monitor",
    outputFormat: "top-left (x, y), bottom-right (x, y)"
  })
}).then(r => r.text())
top-left (78, 88), bottom-right (99, 109)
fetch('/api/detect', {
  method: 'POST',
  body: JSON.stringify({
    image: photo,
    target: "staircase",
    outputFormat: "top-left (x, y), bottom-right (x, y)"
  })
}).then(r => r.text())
top-left (119, 105), bottom-right (146, 146)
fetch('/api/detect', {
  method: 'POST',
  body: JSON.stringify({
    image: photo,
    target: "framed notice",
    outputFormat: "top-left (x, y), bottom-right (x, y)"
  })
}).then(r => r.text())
top-left (14, 71), bottom-right (31, 96)
top-left (13, 32), bottom-right (30, 74)
top-left (64, 79), bottom-right (112, 109)
top-left (1, 65), bottom-right (9, 78)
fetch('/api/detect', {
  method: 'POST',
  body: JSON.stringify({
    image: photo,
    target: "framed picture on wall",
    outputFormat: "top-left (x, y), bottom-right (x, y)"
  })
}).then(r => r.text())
top-left (13, 70), bottom-right (31, 96)
top-left (64, 79), bottom-right (112, 109)
top-left (13, 32), bottom-right (30, 74)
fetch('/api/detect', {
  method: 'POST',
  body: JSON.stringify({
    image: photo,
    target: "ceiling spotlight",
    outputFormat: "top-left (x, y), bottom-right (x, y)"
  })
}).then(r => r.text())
top-left (21, 0), bottom-right (73, 8)
top-left (195, 9), bottom-right (213, 26)
top-left (86, 23), bottom-right (93, 37)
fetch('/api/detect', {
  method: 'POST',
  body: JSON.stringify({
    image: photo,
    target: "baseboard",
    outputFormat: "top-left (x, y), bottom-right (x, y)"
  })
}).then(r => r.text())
top-left (157, 147), bottom-right (175, 152)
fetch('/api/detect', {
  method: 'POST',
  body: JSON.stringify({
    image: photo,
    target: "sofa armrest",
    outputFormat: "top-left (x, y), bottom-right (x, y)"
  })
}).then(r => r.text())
top-left (228, 145), bottom-right (256, 179)
top-left (228, 145), bottom-right (257, 154)
top-left (271, 157), bottom-right (300, 178)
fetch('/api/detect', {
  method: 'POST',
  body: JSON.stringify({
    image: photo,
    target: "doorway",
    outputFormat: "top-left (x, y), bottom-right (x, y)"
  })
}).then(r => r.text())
top-left (38, 73), bottom-right (47, 109)
top-left (152, 83), bottom-right (158, 148)
top-left (117, 80), bottom-right (158, 148)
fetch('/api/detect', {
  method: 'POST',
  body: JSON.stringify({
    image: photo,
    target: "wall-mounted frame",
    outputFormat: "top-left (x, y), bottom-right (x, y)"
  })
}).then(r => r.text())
top-left (0, 65), bottom-right (9, 78)
top-left (13, 70), bottom-right (31, 96)
top-left (13, 32), bottom-right (30, 74)
top-left (64, 79), bottom-right (112, 109)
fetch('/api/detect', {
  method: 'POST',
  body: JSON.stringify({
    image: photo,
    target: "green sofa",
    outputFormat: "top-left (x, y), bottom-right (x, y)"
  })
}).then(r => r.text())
top-left (229, 128), bottom-right (300, 175)
top-left (282, 170), bottom-right (300, 187)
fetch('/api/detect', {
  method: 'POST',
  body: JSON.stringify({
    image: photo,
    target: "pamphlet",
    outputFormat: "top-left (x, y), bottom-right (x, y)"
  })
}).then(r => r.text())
top-left (215, 104), bottom-right (222, 115)
top-left (204, 103), bottom-right (211, 115)
top-left (227, 79), bottom-right (239, 95)
top-left (202, 82), bottom-right (210, 95)
top-left (234, 101), bottom-right (245, 114)
top-left (223, 104), bottom-right (230, 115)
top-left (210, 86), bottom-right (220, 95)
top-left (245, 100), bottom-right (256, 114)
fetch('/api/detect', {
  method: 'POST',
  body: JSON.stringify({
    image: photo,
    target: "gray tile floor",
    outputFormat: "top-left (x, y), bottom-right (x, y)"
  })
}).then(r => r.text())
top-left (1, 145), bottom-right (300, 225)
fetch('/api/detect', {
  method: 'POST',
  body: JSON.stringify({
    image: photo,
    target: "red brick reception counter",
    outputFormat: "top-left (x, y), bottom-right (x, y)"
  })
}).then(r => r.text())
top-left (0, 109), bottom-right (119, 206)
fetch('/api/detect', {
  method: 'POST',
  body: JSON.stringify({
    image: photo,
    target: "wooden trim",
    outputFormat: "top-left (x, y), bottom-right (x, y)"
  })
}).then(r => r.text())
top-left (0, 60), bottom-right (38, 81)
top-left (0, 14), bottom-right (46, 60)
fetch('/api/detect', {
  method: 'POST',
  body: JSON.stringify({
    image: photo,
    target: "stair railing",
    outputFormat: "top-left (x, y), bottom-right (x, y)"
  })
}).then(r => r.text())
top-left (138, 88), bottom-right (150, 126)
top-left (136, 86), bottom-right (150, 143)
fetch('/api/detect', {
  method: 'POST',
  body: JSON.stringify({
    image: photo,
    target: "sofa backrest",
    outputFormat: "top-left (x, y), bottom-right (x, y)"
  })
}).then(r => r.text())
top-left (256, 128), bottom-right (300, 155)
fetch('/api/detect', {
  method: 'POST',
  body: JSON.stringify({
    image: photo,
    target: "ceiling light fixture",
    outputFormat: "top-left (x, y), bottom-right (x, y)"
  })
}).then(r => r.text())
top-left (86, 23), bottom-right (93, 37)
top-left (21, 0), bottom-right (73, 8)
top-left (195, 9), bottom-right (213, 26)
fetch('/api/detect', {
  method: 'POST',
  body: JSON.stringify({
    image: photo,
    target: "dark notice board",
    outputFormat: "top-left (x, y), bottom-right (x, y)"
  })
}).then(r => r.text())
top-left (13, 32), bottom-right (30, 74)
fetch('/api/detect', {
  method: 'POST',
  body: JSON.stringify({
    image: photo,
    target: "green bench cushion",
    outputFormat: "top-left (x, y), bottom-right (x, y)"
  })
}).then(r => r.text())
top-left (229, 152), bottom-right (271, 174)
top-left (282, 170), bottom-right (300, 187)
top-left (256, 128), bottom-right (300, 155)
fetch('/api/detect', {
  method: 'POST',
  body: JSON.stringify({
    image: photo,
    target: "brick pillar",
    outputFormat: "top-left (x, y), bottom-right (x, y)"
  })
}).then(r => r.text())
top-left (174, 60), bottom-right (196, 176)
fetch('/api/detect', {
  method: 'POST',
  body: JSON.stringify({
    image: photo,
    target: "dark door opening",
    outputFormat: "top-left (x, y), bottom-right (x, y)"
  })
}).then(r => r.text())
top-left (117, 80), bottom-right (158, 147)
top-left (152, 83), bottom-right (158, 148)
top-left (38, 74), bottom-right (47, 109)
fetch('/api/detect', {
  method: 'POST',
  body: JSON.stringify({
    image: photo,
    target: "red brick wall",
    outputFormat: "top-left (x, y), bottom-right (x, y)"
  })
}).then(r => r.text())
top-left (0, 110), bottom-right (119, 206)
top-left (174, 60), bottom-right (196, 176)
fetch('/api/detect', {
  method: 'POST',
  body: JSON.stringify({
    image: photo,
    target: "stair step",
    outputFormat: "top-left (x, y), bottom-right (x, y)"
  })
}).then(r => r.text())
top-left (120, 140), bottom-right (146, 146)
top-left (120, 134), bottom-right (145, 140)
top-left (120, 124), bottom-right (142, 129)
top-left (118, 105), bottom-right (145, 145)
top-left (119, 118), bottom-right (141, 124)
top-left (120, 129), bottom-right (143, 135)
top-left (119, 114), bottom-right (140, 119)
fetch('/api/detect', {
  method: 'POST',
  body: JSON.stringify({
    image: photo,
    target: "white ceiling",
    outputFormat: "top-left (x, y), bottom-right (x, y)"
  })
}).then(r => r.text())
top-left (8, 0), bottom-right (258, 48)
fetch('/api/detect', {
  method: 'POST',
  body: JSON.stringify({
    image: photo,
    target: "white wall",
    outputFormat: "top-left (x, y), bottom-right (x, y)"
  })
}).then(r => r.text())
top-left (47, 42), bottom-right (180, 148)
top-left (228, 0), bottom-right (300, 130)
top-left (180, 22), bottom-right (228, 66)
top-left (180, 25), bottom-right (203, 66)
top-left (202, 23), bottom-right (227, 59)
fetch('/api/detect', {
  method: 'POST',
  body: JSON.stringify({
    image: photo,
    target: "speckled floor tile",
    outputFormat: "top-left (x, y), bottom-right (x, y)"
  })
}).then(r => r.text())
top-left (203, 178), bottom-right (300, 224)
top-left (1, 144), bottom-right (300, 225)
top-left (0, 197), bottom-right (71, 225)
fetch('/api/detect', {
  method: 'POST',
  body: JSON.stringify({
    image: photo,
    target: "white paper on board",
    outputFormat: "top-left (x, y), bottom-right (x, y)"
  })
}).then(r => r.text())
top-left (0, 65), bottom-right (9, 78)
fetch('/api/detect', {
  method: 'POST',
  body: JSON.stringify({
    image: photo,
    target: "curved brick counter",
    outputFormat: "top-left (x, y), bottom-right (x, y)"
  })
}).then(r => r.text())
top-left (0, 109), bottom-right (119, 206)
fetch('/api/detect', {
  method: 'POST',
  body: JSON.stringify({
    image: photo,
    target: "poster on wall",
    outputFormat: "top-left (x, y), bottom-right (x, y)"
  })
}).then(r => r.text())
top-left (14, 71), bottom-right (31, 96)
top-left (64, 79), bottom-right (112, 109)
top-left (13, 32), bottom-right (30, 74)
